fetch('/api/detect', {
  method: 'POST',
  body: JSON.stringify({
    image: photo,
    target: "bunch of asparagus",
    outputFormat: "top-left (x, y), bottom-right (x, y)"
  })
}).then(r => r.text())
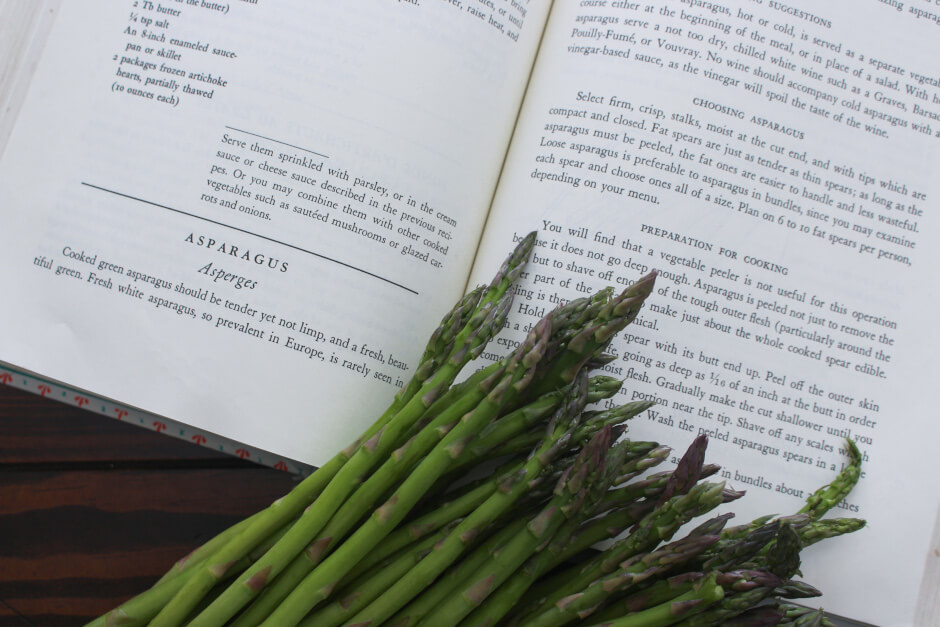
top-left (90, 232), bottom-right (864, 626)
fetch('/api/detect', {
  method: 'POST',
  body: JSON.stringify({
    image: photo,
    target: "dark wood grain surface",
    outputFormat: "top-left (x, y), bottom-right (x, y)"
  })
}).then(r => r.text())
top-left (0, 384), bottom-right (298, 626)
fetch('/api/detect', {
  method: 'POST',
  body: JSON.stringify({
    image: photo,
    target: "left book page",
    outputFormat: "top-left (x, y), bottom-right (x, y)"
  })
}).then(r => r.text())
top-left (0, 0), bottom-right (549, 466)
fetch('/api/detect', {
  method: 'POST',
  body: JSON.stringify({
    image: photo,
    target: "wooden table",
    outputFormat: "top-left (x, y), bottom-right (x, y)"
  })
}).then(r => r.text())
top-left (0, 384), bottom-right (298, 625)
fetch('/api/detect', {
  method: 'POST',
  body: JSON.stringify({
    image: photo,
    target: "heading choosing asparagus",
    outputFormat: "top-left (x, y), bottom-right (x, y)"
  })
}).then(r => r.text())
top-left (89, 231), bottom-right (865, 627)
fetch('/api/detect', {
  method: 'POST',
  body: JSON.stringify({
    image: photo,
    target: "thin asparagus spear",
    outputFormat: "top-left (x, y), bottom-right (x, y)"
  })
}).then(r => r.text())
top-left (797, 517), bottom-right (866, 548)
top-left (799, 438), bottom-right (862, 521)
top-left (774, 603), bottom-right (837, 627)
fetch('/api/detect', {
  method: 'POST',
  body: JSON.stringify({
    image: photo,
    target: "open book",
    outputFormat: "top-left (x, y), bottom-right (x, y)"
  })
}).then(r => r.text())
top-left (1, 1), bottom-right (937, 624)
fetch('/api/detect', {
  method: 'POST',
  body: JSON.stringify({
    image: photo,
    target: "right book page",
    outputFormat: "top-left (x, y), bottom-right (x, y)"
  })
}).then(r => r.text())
top-left (471, 1), bottom-right (940, 624)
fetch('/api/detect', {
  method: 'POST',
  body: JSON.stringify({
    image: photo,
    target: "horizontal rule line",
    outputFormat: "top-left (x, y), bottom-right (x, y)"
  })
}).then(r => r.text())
top-left (223, 126), bottom-right (330, 159)
top-left (80, 182), bottom-right (418, 295)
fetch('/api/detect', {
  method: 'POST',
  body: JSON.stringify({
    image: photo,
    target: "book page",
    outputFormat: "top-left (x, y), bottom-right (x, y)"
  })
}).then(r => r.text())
top-left (471, 1), bottom-right (939, 624)
top-left (0, 0), bottom-right (550, 466)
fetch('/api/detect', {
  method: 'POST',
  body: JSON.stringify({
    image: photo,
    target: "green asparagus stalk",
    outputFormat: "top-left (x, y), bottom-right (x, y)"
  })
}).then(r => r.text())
top-left (799, 438), bottom-right (862, 521)
top-left (774, 580), bottom-right (823, 600)
top-left (774, 603), bottom-right (837, 627)
top-left (797, 517), bottom-right (866, 548)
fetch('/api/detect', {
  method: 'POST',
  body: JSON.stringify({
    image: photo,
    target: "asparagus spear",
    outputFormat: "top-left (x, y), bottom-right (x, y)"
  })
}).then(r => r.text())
top-left (774, 603), bottom-right (837, 627)
top-left (799, 439), bottom-right (862, 521)
top-left (774, 580), bottom-right (823, 600)
top-left (797, 517), bottom-right (866, 548)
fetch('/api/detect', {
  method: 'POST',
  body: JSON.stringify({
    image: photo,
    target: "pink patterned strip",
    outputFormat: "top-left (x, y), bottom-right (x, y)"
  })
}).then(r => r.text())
top-left (0, 366), bottom-right (311, 476)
